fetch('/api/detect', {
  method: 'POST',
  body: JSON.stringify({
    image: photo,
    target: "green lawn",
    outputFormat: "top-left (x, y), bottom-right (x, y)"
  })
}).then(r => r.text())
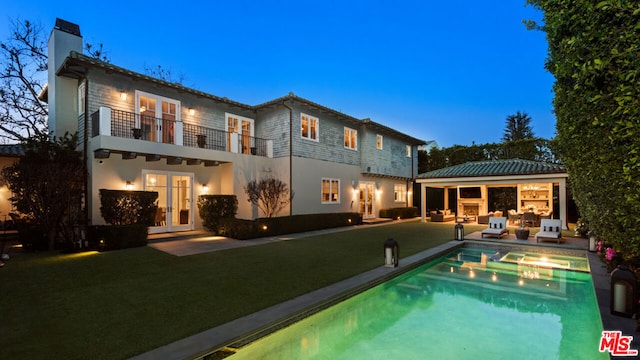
top-left (0, 221), bottom-right (483, 359)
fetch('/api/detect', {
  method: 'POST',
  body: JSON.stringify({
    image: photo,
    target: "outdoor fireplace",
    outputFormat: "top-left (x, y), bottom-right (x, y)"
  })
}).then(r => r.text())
top-left (462, 204), bottom-right (479, 216)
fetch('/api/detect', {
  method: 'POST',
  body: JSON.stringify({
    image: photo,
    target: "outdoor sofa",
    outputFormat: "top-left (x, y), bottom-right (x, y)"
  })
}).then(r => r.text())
top-left (430, 209), bottom-right (455, 222)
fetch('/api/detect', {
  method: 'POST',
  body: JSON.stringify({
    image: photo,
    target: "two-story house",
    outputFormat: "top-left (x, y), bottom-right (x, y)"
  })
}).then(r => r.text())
top-left (46, 19), bottom-right (425, 234)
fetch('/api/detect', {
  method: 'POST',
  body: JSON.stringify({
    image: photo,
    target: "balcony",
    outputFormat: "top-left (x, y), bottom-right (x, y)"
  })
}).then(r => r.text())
top-left (91, 107), bottom-right (272, 157)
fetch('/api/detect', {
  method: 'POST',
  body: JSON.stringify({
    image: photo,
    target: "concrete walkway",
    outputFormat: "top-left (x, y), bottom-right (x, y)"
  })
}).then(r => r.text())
top-left (136, 222), bottom-right (639, 360)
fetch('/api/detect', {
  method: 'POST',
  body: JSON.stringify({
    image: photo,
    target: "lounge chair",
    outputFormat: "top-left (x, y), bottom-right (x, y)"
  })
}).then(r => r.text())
top-left (481, 217), bottom-right (509, 238)
top-left (536, 219), bottom-right (563, 244)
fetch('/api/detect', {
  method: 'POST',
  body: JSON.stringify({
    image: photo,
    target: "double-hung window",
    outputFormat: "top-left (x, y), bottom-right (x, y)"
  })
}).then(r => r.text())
top-left (301, 113), bottom-right (319, 141)
top-left (322, 178), bottom-right (340, 203)
top-left (344, 127), bottom-right (357, 150)
top-left (394, 184), bottom-right (406, 202)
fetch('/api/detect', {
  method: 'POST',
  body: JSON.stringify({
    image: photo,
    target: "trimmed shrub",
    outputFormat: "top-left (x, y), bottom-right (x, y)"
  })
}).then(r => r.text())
top-left (87, 224), bottom-right (148, 251)
top-left (197, 195), bottom-right (238, 234)
top-left (379, 207), bottom-right (419, 219)
top-left (99, 189), bottom-right (158, 225)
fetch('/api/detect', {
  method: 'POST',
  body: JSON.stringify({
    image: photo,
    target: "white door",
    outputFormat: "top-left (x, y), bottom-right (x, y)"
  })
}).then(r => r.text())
top-left (359, 182), bottom-right (375, 219)
top-left (144, 171), bottom-right (194, 233)
top-left (137, 91), bottom-right (179, 144)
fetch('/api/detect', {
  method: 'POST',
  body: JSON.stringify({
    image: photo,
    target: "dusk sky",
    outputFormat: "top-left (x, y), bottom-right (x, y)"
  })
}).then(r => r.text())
top-left (1, 1), bottom-right (554, 148)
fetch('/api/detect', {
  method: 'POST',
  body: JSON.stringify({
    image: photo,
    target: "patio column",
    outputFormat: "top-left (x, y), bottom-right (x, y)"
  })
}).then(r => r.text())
top-left (443, 188), bottom-right (450, 212)
top-left (421, 183), bottom-right (427, 223)
top-left (558, 178), bottom-right (568, 230)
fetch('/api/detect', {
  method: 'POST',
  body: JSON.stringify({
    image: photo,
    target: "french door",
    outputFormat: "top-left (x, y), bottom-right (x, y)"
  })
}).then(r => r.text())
top-left (144, 171), bottom-right (193, 233)
top-left (226, 113), bottom-right (254, 154)
top-left (137, 91), bottom-right (179, 144)
top-left (359, 182), bottom-right (375, 219)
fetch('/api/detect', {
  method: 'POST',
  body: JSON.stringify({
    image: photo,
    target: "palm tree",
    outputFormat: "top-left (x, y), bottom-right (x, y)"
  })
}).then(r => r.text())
top-left (503, 111), bottom-right (534, 142)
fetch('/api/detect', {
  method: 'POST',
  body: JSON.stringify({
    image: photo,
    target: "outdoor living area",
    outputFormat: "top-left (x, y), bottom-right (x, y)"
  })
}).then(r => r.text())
top-left (416, 159), bottom-right (569, 229)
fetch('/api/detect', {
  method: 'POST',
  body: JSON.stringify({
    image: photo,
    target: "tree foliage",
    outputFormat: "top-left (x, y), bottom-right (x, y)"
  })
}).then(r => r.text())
top-left (0, 18), bottom-right (109, 142)
top-left (418, 138), bottom-right (558, 174)
top-left (0, 19), bottom-right (48, 141)
top-left (503, 111), bottom-right (534, 142)
top-left (1, 132), bottom-right (85, 250)
top-left (245, 178), bottom-right (293, 218)
top-left (526, 0), bottom-right (640, 266)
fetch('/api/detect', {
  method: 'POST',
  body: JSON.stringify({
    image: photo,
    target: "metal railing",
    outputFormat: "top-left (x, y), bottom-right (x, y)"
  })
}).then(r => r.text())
top-left (91, 108), bottom-right (270, 157)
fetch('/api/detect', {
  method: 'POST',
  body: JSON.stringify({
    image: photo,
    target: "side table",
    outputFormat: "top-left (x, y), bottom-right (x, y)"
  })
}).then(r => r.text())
top-left (515, 228), bottom-right (530, 240)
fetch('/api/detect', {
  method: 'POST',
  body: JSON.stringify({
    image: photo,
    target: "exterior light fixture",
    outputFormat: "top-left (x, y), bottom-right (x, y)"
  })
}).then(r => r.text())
top-left (202, 184), bottom-right (209, 194)
top-left (455, 223), bottom-right (464, 241)
top-left (384, 238), bottom-right (399, 268)
top-left (610, 265), bottom-right (638, 317)
top-left (588, 231), bottom-right (597, 252)
top-left (262, 225), bottom-right (268, 231)
top-left (125, 181), bottom-right (133, 190)
top-left (119, 91), bottom-right (127, 101)
top-left (188, 108), bottom-right (195, 116)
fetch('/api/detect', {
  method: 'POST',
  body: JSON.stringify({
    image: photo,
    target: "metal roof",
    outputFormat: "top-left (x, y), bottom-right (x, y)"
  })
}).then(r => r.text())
top-left (417, 159), bottom-right (566, 179)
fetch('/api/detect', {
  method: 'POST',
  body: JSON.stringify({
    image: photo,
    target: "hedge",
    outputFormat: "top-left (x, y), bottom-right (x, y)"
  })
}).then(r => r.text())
top-left (379, 207), bottom-right (419, 219)
top-left (219, 212), bottom-right (362, 240)
top-left (87, 224), bottom-right (149, 251)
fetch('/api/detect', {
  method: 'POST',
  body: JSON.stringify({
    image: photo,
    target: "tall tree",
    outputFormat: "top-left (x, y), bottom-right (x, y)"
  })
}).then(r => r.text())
top-left (0, 19), bottom-right (109, 142)
top-left (0, 19), bottom-right (48, 142)
top-left (502, 111), bottom-right (534, 142)
top-left (526, 1), bottom-right (640, 266)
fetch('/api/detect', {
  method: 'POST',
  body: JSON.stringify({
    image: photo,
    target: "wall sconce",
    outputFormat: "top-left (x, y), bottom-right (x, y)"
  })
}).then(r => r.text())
top-left (188, 108), bottom-right (195, 116)
top-left (202, 184), bottom-right (209, 194)
top-left (119, 91), bottom-right (127, 101)
top-left (125, 181), bottom-right (133, 190)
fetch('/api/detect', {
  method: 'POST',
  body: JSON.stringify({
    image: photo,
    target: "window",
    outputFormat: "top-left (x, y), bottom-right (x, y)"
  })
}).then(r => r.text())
top-left (78, 81), bottom-right (86, 115)
top-left (376, 134), bottom-right (383, 150)
top-left (406, 145), bottom-right (412, 157)
top-left (394, 184), bottom-right (406, 202)
top-left (344, 127), bottom-right (357, 150)
top-left (301, 113), bottom-right (319, 141)
top-left (322, 178), bottom-right (340, 203)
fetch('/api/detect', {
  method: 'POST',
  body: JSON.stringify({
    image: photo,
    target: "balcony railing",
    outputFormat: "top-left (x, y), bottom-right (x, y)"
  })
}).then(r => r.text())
top-left (91, 107), bottom-right (272, 157)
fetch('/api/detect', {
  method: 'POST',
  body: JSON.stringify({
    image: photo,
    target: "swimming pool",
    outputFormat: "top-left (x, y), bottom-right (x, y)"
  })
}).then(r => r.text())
top-left (223, 246), bottom-right (606, 359)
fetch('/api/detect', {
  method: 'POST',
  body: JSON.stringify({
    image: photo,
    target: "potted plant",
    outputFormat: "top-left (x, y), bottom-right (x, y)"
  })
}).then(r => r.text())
top-left (515, 218), bottom-right (529, 240)
top-left (196, 134), bottom-right (206, 148)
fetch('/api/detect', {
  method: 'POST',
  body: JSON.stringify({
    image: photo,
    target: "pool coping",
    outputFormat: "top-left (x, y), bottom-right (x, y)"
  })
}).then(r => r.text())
top-left (131, 240), bottom-right (638, 360)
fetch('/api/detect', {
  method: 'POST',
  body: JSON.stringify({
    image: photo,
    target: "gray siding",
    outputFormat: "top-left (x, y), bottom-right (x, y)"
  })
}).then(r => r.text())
top-left (360, 128), bottom-right (416, 179)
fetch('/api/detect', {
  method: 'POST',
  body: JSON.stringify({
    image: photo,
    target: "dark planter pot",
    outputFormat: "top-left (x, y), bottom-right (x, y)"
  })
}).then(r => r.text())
top-left (132, 128), bottom-right (142, 139)
top-left (196, 135), bottom-right (206, 148)
top-left (515, 228), bottom-right (530, 240)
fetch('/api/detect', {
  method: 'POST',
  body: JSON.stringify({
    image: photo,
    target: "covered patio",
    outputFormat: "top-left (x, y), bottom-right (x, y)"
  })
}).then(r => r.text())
top-left (416, 159), bottom-right (569, 229)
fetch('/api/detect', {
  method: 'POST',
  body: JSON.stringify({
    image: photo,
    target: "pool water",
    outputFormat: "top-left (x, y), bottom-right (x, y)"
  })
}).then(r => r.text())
top-left (226, 247), bottom-right (606, 359)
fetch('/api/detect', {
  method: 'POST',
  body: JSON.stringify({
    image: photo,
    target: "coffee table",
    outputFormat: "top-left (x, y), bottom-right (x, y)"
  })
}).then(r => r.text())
top-left (456, 215), bottom-right (476, 223)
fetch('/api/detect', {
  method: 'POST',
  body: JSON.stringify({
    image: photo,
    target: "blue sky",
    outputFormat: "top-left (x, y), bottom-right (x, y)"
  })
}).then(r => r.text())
top-left (1, 0), bottom-right (553, 148)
